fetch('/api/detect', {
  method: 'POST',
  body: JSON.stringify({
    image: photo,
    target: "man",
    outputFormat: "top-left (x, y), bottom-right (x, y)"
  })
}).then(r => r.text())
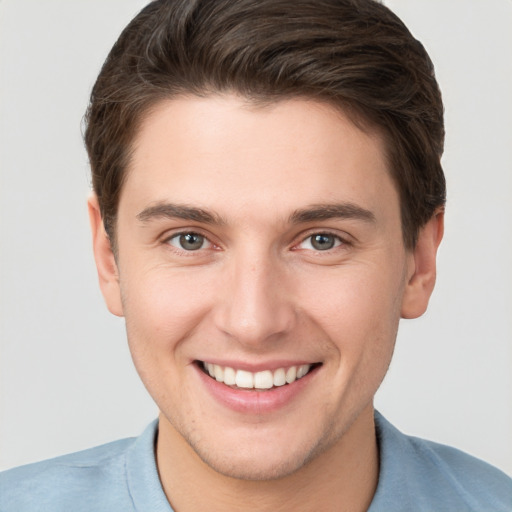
top-left (1, 0), bottom-right (511, 510)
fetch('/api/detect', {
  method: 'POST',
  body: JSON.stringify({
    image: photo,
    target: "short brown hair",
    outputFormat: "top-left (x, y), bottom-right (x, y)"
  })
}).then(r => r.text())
top-left (84, 0), bottom-right (445, 249)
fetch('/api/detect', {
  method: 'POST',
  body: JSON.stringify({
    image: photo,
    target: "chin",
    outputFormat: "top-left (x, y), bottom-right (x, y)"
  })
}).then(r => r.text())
top-left (196, 444), bottom-right (315, 481)
top-left (183, 423), bottom-right (336, 482)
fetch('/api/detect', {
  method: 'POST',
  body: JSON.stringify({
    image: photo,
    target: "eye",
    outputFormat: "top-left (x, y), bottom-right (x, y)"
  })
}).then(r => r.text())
top-left (167, 232), bottom-right (212, 251)
top-left (298, 233), bottom-right (343, 251)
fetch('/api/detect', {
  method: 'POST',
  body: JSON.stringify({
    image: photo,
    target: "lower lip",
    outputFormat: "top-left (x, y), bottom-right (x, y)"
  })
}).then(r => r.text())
top-left (195, 364), bottom-right (318, 414)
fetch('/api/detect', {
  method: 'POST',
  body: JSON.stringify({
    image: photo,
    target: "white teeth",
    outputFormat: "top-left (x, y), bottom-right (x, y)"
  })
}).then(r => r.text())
top-left (214, 364), bottom-right (223, 382)
top-left (254, 370), bottom-right (273, 389)
top-left (202, 362), bottom-right (314, 389)
top-left (273, 368), bottom-right (286, 387)
top-left (285, 366), bottom-right (297, 383)
top-left (235, 370), bottom-right (254, 389)
top-left (223, 366), bottom-right (236, 386)
top-left (297, 364), bottom-right (310, 379)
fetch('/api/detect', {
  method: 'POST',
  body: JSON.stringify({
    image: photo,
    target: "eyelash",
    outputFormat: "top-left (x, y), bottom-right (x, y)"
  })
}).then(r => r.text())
top-left (164, 231), bottom-right (214, 253)
top-left (163, 230), bottom-right (349, 254)
top-left (294, 232), bottom-right (348, 252)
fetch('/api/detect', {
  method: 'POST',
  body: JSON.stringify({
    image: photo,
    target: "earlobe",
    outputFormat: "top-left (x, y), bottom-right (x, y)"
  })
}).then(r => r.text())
top-left (87, 194), bottom-right (124, 317)
top-left (401, 210), bottom-right (444, 319)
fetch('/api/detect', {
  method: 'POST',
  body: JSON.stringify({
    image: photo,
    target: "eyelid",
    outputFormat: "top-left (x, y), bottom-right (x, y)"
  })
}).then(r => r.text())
top-left (292, 229), bottom-right (352, 251)
top-left (169, 232), bottom-right (211, 249)
top-left (159, 227), bottom-right (352, 254)
top-left (162, 228), bottom-right (219, 253)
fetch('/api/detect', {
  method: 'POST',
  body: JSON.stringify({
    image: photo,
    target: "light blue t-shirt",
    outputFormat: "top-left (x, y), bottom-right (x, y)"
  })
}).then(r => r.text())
top-left (1, 412), bottom-right (511, 511)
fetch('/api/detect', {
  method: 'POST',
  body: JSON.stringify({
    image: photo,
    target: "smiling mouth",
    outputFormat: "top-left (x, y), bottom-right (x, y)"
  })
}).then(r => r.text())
top-left (197, 361), bottom-right (321, 390)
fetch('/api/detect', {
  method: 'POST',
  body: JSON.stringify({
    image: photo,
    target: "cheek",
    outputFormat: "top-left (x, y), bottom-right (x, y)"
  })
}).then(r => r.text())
top-left (299, 262), bottom-right (404, 336)
top-left (298, 260), bottom-right (405, 389)
top-left (125, 266), bottom-right (213, 324)
top-left (119, 270), bottom-right (217, 410)
top-left (120, 269), bottom-right (216, 365)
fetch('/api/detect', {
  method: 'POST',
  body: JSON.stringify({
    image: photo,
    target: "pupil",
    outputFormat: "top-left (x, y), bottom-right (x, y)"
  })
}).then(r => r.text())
top-left (180, 233), bottom-right (203, 250)
top-left (312, 234), bottom-right (334, 250)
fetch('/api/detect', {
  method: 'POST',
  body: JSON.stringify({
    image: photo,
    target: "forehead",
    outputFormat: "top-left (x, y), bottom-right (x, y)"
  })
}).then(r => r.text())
top-left (120, 94), bottom-right (398, 225)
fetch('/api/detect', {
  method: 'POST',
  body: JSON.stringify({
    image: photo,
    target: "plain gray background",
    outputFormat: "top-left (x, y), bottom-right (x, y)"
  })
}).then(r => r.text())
top-left (1, 0), bottom-right (511, 476)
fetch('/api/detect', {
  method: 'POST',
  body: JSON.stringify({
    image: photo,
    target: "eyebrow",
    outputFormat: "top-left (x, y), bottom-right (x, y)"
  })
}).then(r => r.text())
top-left (136, 201), bottom-right (376, 226)
top-left (136, 202), bottom-right (226, 225)
top-left (289, 203), bottom-right (376, 224)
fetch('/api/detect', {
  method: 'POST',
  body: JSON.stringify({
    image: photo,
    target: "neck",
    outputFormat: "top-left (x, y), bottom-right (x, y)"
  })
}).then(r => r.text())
top-left (156, 404), bottom-right (379, 512)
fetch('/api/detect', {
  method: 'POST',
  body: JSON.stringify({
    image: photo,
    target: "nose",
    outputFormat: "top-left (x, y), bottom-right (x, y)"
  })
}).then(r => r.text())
top-left (213, 250), bottom-right (296, 348)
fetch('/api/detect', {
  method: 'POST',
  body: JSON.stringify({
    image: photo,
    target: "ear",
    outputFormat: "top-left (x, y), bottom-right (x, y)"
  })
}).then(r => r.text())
top-left (401, 210), bottom-right (444, 319)
top-left (88, 194), bottom-right (124, 317)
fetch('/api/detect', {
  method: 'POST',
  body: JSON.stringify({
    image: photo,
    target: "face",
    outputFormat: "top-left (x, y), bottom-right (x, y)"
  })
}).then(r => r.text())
top-left (90, 94), bottom-right (440, 480)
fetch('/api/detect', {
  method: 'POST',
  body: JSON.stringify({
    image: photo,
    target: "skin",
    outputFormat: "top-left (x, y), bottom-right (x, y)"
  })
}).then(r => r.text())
top-left (89, 95), bottom-right (443, 511)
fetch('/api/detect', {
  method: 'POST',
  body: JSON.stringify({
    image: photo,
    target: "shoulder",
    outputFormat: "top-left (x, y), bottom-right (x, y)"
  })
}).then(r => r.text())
top-left (0, 437), bottom-right (136, 512)
top-left (371, 412), bottom-right (512, 512)
top-left (404, 434), bottom-right (512, 509)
